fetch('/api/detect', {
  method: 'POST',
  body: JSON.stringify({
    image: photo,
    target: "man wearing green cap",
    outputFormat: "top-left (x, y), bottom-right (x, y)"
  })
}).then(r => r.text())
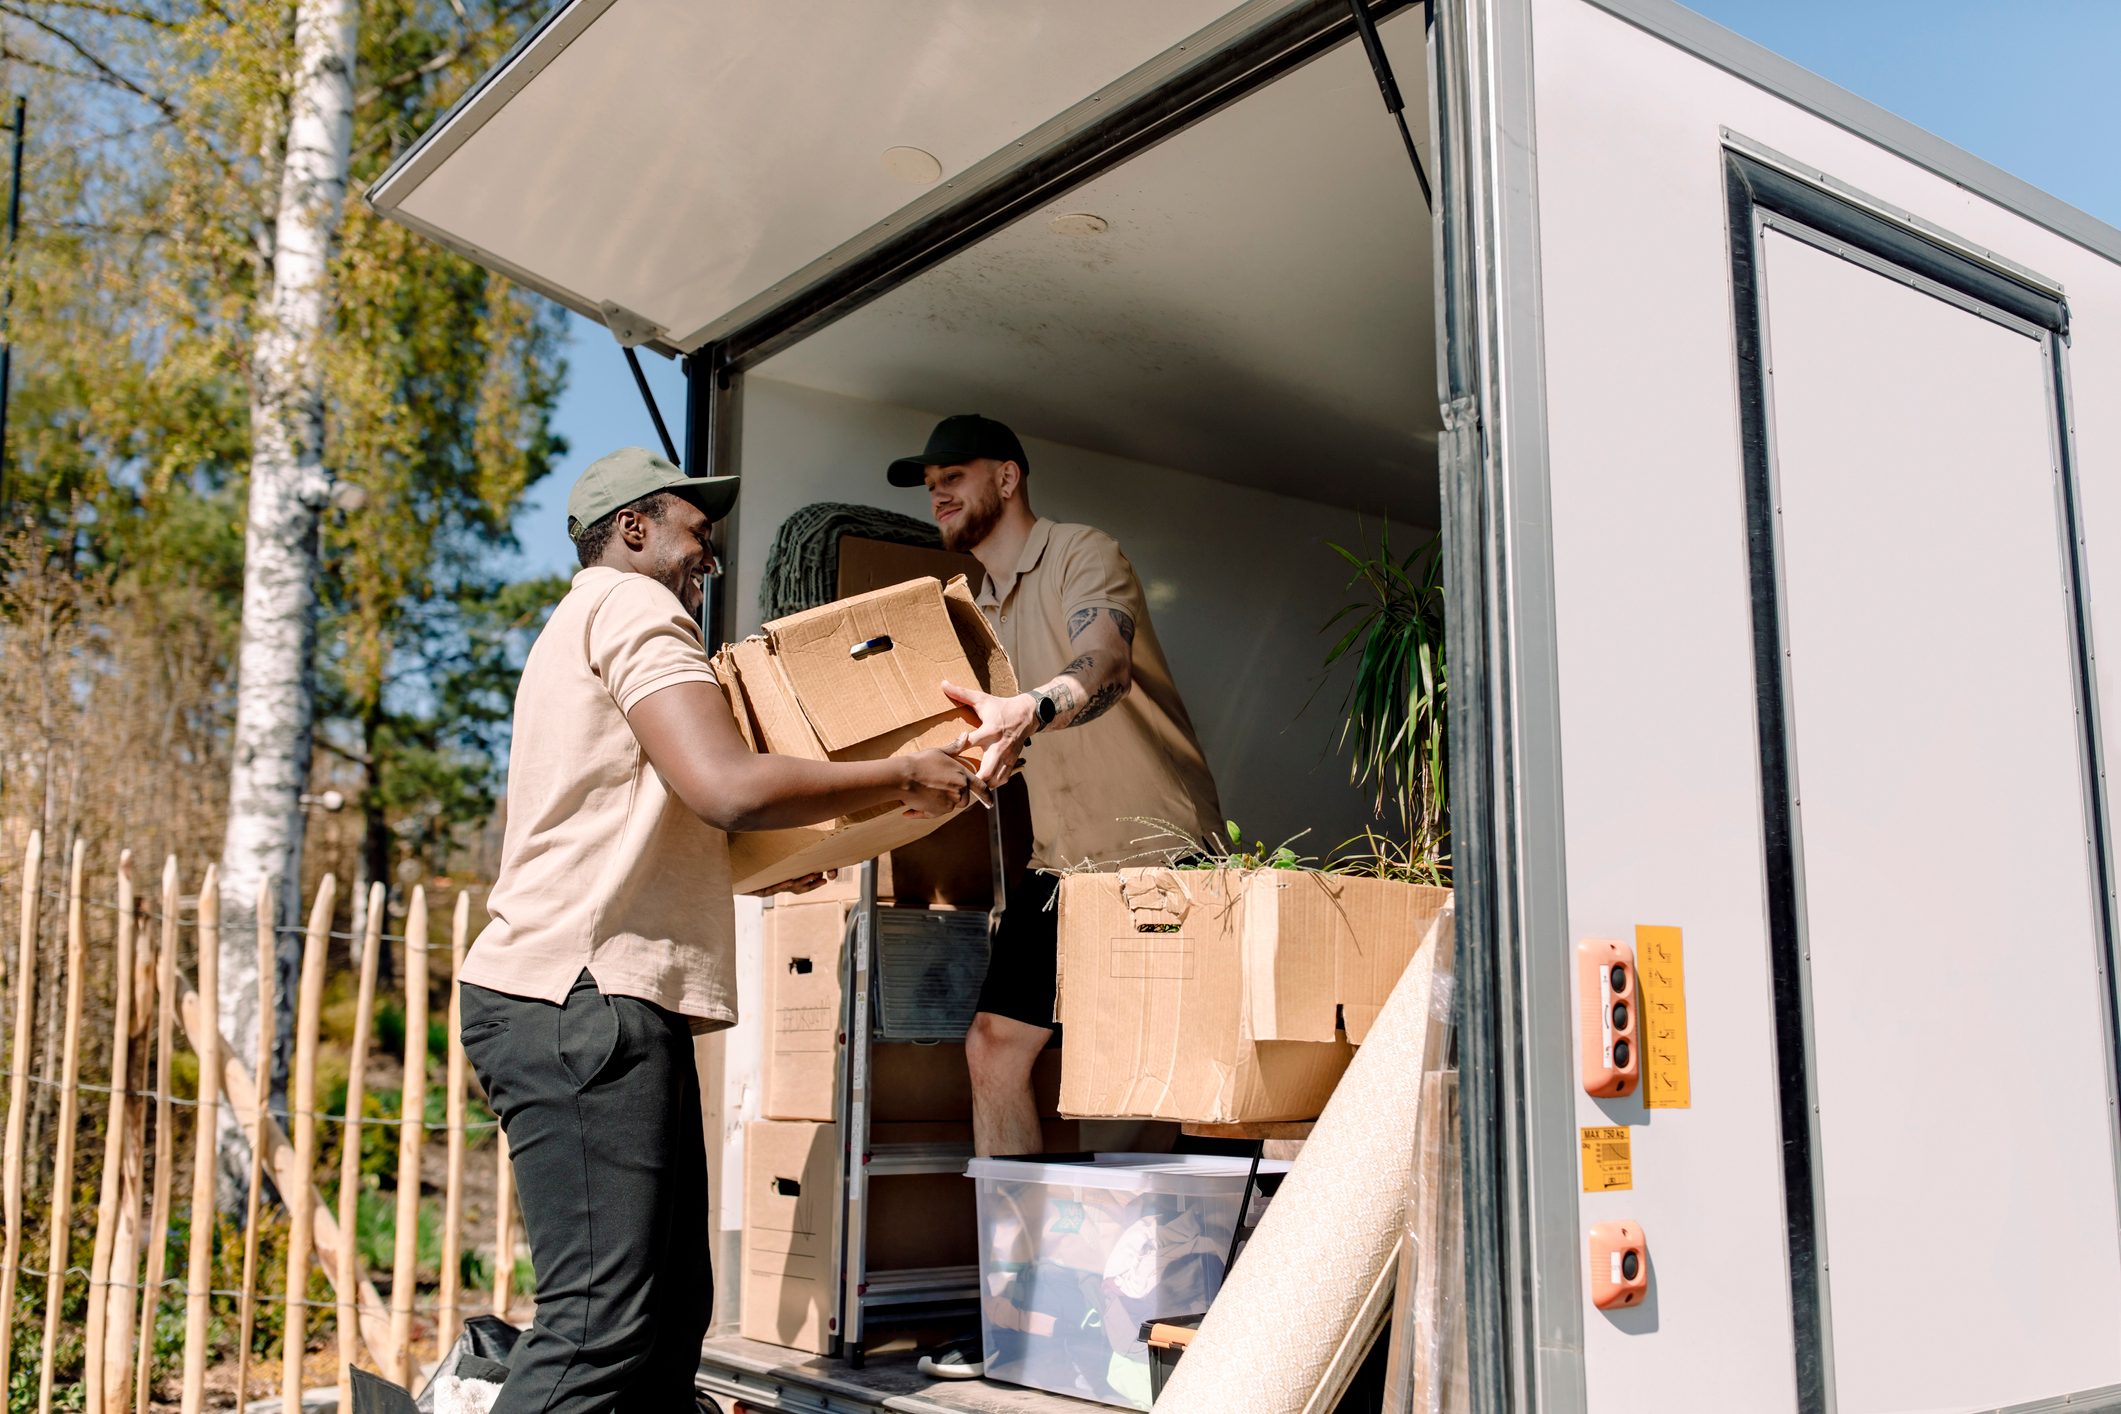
top-left (457, 447), bottom-right (981, 1413)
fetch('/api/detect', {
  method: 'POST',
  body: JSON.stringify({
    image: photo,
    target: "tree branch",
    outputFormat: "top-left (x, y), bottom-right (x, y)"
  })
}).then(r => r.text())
top-left (0, 3), bottom-right (179, 122)
top-left (353, 42), bottom-right (467, 108)
top-left (0, 43), bottom-right (140, 92)
top-left (25, 0), bottom-right (180, 28)
top-left (0, 2), bottom-right (244, 179)
top-left (353, 0), bottom-right (547, 110)
top-left (316, 735), bottom-right (375, 769)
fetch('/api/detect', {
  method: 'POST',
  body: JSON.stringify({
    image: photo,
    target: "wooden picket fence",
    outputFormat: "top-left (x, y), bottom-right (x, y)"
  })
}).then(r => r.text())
top-left (0, 830), bottom-right (525, 1412)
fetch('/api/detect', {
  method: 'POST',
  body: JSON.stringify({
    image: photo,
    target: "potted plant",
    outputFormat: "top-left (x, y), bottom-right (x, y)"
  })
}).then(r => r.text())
top-left (1322, 522), bottom-right (1448, 884)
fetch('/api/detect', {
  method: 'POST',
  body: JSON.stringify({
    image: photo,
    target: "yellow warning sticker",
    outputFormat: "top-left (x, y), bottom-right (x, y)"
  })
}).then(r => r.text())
top-left (1580, 1126), bottom-right (1632, 1192)
top-left (1637, 924), bottom-right (1692, 1109)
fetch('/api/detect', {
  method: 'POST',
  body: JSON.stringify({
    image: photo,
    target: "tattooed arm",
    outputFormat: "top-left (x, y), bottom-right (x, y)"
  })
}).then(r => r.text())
top-left (1041, 606), bottom-right (1135, 728)
top-left (939, 605), bottom-right (1137, 786)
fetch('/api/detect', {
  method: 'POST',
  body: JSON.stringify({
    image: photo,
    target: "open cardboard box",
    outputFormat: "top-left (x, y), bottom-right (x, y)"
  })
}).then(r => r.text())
top-left (716, 572), bottom-right (1017, 894)
top-left (1056, 868), bottom-right (1452, 1124)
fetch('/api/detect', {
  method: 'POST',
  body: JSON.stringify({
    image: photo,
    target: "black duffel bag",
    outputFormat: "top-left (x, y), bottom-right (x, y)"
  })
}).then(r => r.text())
top-left (347, 1315), bottom-right (522, 1414)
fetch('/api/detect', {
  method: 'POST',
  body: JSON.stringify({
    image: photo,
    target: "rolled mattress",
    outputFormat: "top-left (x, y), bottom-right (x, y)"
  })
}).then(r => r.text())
top-left (1153, 899), bottom-right (1453, 1411)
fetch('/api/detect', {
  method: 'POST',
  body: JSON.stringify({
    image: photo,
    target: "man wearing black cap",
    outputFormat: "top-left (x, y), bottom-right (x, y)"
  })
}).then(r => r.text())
top-left (459, 447), bottom-right (982, 1413)
top-left (887, 416), bottom-right (1224, 1160)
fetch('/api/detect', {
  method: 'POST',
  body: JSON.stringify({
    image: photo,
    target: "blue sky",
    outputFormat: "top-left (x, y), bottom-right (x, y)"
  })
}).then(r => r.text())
top-left (515, 0), bottom-right (2121, 575)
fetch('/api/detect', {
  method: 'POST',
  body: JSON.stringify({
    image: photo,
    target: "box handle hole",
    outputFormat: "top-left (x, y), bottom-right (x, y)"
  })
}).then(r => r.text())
top-left (849, 635), bottom-right (894, 660)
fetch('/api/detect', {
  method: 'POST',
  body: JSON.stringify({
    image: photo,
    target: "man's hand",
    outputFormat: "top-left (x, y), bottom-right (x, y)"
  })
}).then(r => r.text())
top-left (898, 740), bottom-right (990, 817)
top-left (745, 869), bottom-right (836, 899)
top-left (941, 681), bottom-right (1040, 789)
top-left (941, 609), bottom-right (1136, 788)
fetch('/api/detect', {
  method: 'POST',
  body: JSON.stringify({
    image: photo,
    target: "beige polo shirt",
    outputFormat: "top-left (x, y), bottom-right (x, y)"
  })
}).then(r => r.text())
top-left (978, 520), bottom-right (1223, 869)
top-left (462, 565), bottom-right (737, 1032)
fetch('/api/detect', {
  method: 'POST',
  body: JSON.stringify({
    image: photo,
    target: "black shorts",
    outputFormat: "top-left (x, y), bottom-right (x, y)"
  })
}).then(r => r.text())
top-left (975, 870), bottom-right (1061, 1031)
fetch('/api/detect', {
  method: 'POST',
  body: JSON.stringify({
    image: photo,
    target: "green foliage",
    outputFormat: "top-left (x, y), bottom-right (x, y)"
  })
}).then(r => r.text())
top-left (1328, 827), bottom-right (1451, 889)
top-left (1323, 523), bottom-right (1450, 878)
top-left (5, 1267), bottom-right (86, 1414)
top-left (342, 1183), bottom-right (443, 1277)
top-left (322, 1082), bottom-right (403, 1182)
top-left (453, 1245), bottom-right (535, 1305)
top-left (374, 999), bottom-right (450, 1061)
top-left (2, 0), bottom-right (568, 882)
top-left (1210, 820), bottom-right (1310, 870)
top-left (374, 1000), bottom-right (406, 1058)
top-left (1121, 817), bottom-right (1314, 871)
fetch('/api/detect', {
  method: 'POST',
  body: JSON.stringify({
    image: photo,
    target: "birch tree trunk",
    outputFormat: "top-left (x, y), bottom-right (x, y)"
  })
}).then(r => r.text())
top-left (218, 0), bottom-right (359, 1184)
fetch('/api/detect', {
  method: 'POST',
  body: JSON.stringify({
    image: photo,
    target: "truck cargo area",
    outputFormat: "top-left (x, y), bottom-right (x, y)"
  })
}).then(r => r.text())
top-left (693, 8), bottom-right (1439, 1408)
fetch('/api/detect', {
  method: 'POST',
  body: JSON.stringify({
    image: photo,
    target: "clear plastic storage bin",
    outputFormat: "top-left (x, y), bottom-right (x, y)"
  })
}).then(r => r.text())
top-left (965, 1152), bottom-right (1285, 1409)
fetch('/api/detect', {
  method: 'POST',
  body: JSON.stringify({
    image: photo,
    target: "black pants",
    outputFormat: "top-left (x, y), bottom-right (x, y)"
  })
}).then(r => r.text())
top-left (461, 972), bottom-right (710, 1414)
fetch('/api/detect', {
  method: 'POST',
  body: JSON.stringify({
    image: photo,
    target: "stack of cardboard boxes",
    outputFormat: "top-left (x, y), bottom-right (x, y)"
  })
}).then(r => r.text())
top-left (722, 536), bottom-right (1068, 1355)
top-left (740, 872), bottom-right (1073, 1354)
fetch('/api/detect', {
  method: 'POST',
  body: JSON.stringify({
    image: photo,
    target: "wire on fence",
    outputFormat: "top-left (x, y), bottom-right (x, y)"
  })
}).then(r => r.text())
top-left (0, 1070), bottom-right (500, 1132)
top-left (8, 883), bottom-right (471, 952)
top-left (17, 1264), bottom-right (507, 1319)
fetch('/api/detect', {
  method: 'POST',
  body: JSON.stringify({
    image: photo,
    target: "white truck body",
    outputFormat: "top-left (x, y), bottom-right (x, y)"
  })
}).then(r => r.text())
top-left (372, 2), bottom-right (2121, 1408)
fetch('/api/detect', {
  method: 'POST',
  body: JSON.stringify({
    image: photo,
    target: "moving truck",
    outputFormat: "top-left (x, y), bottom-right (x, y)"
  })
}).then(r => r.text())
top-left (370, 1), bottom-right (2121, 1409)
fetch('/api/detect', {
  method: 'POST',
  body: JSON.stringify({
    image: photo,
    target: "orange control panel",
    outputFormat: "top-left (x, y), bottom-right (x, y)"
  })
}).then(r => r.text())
top-left (1589, 1221), bottom-right (1649, 1310)
top-left (1578, 938), bottom-right (1639, 1097)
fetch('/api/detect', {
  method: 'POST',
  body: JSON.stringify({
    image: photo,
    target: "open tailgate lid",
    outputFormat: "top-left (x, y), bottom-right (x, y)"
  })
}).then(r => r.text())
top-left (367, 0), bottom-right (1255, 355)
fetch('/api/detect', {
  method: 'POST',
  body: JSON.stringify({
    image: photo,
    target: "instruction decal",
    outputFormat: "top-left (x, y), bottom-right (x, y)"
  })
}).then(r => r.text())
top-left (1580, 1126), bottom-right (1632, 1192)
top-left (1636, 924), bottom-right (1692, 1108)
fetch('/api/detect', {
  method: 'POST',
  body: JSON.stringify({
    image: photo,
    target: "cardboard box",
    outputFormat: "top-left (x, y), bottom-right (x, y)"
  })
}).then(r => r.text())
top-left (745, 1118), bottom-right (1077, 1355)
top-left (761, 893), bottom-right (1067, 1123)
top-left (717, 574), bottom-right (1017, 894)
top-left (740, 1119), bottom-right (842, 1353)
top-left (835, 539), bottom-right (1035, 908)
top-left (834, 534), bottom-right (981, 600)
top-left (1056, 869), bottom-right (1453, 1124)
top-left (762, 897), bottom-right (848, 1122)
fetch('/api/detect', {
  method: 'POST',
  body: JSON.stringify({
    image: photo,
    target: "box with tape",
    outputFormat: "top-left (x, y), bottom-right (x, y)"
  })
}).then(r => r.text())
top-left (715, 574), bottom-right (1017, 894)
top-left (1056, 869), bottom-right (1452, 1123)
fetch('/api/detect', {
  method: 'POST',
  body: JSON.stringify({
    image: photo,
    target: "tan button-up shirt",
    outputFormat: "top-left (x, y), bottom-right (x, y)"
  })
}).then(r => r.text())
top-left (462, 566), bottom-right (737, 1032)
top-left (977, 519), bottom-right (1223, 869)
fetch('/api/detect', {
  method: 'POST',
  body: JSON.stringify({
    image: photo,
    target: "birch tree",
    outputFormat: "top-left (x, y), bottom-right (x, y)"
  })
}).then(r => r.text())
top-left (216, 0), bottom-right (359, 1132)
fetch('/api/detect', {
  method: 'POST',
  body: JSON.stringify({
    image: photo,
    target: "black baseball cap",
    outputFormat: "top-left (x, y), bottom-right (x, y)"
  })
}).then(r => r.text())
top-left (886, 414), bottom-right (1030, 488)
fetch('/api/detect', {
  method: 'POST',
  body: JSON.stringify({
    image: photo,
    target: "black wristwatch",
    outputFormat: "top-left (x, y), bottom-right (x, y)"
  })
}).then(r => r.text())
top-left (1032, 690), bottom-right (1058, 732)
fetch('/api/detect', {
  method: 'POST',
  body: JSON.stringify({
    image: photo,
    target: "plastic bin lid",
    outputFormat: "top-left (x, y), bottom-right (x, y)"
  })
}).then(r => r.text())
top-left (965, 1151), bottom-right (1292, 1194)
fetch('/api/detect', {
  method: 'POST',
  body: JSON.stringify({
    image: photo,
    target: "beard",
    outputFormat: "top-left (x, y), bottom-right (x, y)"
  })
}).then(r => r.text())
top-left (939, 490), bottom-right (1003, 552)
top-left (653, 546), bottom-right (705, 617)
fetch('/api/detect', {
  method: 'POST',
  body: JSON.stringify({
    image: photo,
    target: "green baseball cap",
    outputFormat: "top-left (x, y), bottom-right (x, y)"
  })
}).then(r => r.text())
top-left (565, 446), bottom-right (741, 541)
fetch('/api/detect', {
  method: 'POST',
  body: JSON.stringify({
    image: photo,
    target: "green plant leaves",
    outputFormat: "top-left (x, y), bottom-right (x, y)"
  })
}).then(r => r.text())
top-left (1321, 520), bottom-right (1450, 879)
